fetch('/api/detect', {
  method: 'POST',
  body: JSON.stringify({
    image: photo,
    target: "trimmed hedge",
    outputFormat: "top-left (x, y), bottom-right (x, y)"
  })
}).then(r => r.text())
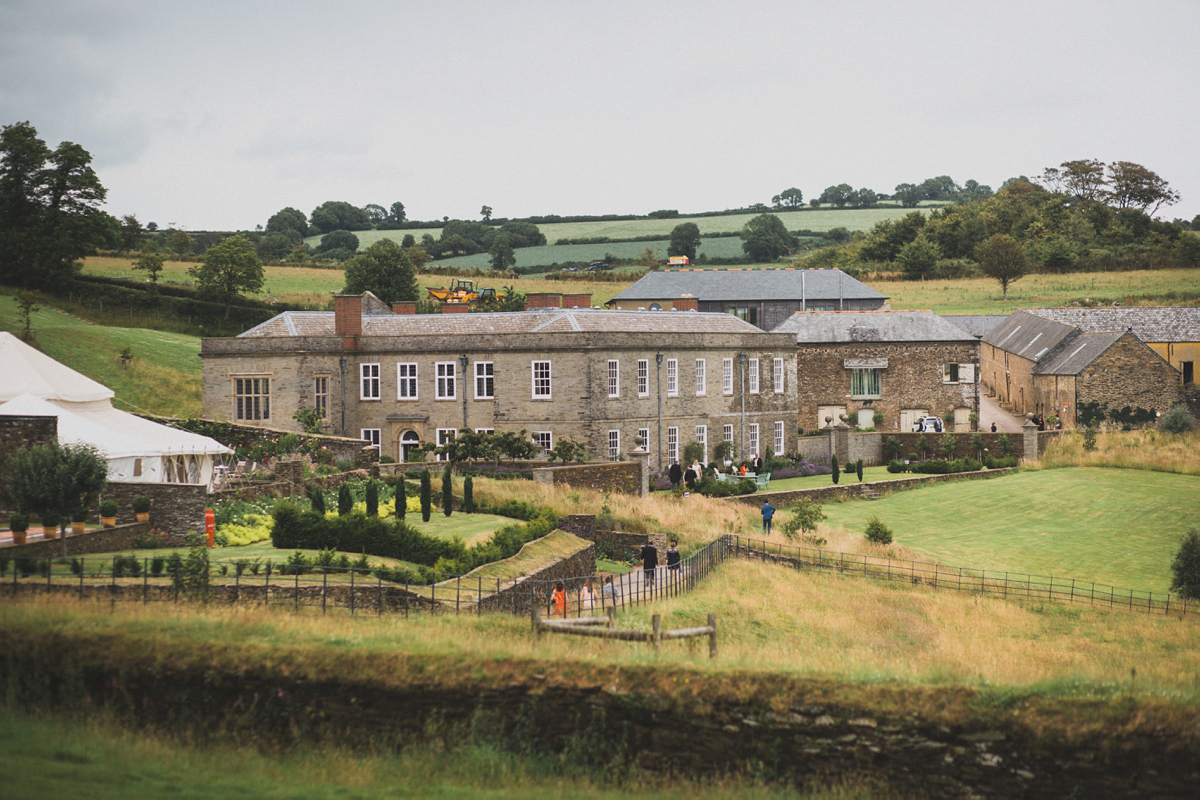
top-left (908, 457), bottom-right (984, 475)
top-left (271, 503), bottom-right (463, 566)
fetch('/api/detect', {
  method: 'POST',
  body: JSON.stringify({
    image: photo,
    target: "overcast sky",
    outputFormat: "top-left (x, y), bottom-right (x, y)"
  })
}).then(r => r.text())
top-left (3, 1), bottom-right (1198, 231)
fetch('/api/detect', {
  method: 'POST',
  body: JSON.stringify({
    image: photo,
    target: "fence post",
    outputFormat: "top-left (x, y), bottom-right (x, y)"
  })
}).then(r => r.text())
top-left (294, 570), bottom-right (299, 612)
top-left (143, 559), bottom-right (149, 604)
top-left (322, 569), bottom-right (327, 614)
top-left (651, 614), bottom-right (661, 650)
top-left (606, 606), bottom-right (615, 628)
top-left (531, 603), bottom-right (541, 643)
top-left (708, 612), bottom-right (717, 659)
top-left (234, 568), bottom-right (240, 604)
top-left (79, 556), bottom-right (84, 600)
top-left (478, 576), bottom-right (483, 617)
top-left (350, 567), bottom-right (355, 616)
top-left (377, 574), bottom-right (383, 617)
top-left (404, 576), bottom-right (410, 619)
top-left (456, 575), bottom-right (461, 616)
top-left (431, 579), bottom-right (436, 614)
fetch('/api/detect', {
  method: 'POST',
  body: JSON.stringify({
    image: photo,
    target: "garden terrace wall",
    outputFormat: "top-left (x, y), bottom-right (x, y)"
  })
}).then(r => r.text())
top-left (2, 522), bottom-right (150, 557)
top-left (730, 468), bottom-right (1017, 508)
top-left (531, 462), bottom-right (641, 495)
top-left (882, 431), bottom-right (1064, 461)
top-left (476, 537), bottom-right (596, 614)
top-left (0, 415), bottom-right (58, 513)
top-left (101, 482), bottom-right (208, 540)
top-left (144, 416), bottom-right (374, 466)
top-left (556, 514), bottom-right (669, 564)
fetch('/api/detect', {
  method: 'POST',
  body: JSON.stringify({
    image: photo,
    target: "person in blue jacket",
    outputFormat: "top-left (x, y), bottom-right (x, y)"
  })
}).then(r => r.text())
top-left (761, 500), bottom-right (776, 534)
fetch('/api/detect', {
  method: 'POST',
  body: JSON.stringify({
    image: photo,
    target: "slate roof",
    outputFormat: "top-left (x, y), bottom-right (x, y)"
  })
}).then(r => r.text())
top-left (1033, 331), bottom-right (1125, 376)
top-left (609, 268), bottom-right (888, 303)
top-left (939, 314), bottom-right (1009, 339)
top-left (1024, 307), bottom-right (1200, 343)
top-left (982, 310), bottom-right (1078, 361)
top-left (237, 307), bottom-right (765, 339)
top-left (771, 310), bottom-right (976, 343)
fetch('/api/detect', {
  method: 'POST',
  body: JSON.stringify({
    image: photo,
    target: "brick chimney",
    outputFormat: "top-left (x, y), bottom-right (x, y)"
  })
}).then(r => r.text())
top-left (391, 301), bottom-right (417, 315)
top-left (562, 293), bottom-right (592, 308)
top-left (674, 295), bottom-right (699, 312)
top-left (524, 293), bottom-right (563, 310)
top-left (334, 294), bottom-right (362, 350)
top-left (441, 303), bottom-right (470, 314)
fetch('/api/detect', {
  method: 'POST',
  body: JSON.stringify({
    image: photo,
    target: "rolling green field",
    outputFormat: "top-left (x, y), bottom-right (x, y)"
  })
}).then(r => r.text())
top-left (817, 467), bottom-right (1200, 592)
top-left (427, 235), bottom-right (754, 270)
top-left (304, 205), bottom-right (932, 254)
top-left (0, 292), bottom-right (203, 417)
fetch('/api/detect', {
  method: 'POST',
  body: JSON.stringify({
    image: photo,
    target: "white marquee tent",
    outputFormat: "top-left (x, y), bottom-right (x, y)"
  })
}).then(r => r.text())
top-left (0, 332), bottom-right (232, 488)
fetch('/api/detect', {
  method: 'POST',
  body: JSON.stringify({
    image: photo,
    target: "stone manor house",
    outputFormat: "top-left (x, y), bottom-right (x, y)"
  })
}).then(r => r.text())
top-left (201, 293), bottom-right (798, 467)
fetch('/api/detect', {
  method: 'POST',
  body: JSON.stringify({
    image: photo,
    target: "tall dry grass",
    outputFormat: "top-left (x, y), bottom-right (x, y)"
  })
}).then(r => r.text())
top-left (7, 556), bottom-right (1200, 698)
top-left (465, 476), bottom-right (763, 555)
top-left (1035, 428), bottom-right (1200, 475)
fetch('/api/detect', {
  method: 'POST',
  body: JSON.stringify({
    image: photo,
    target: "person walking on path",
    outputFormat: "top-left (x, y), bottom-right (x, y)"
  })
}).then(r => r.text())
top-left (580, 578), bottom-right (595, 612)
top-left (761, 500), bottom-right (776, 534)
top-left (666, 540), bottom-right (681, 572)
top-left (683, 463), bottom-right (697, 490)
top-left (640, 540), bottom-right (658, 595)
top-left (552, 581), bottom-right (568, 617)
top-left (601, 575), bottom-right (619, 605)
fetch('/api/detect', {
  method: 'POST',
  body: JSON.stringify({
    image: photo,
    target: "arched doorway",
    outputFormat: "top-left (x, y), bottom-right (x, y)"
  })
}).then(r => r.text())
top-left (399, 430), bottom-right (420, 463)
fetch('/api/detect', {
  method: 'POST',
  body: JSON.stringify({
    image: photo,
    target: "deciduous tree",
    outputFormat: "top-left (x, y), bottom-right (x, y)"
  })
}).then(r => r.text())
top-left (893, 183), bottom-right (921, 208)
top-left (189, 234), bottom-right (264, 303)
top-left (897, 236), bottom-right (941, 280)
top-left (480, 205), bottom-right (493, 221)
top-left (266, 207), bottom-right (308, 237)
top-left (309, 201), bottom-right (371, 234)
top-left (819, 184), bottom-right (854, 208)
top-left (133, 252), bottom-right (164, 283)
top-left (975, 233), bottom-right (1028, 299)
top-left (1105, 161), bottom-right (1180, 216)
top-left (488, 233), bottom-right (516, 272)
top-left (118, 214), bottom-right (145, 253)
top-left (165, 229), bottom-right (193, 260)
top-left (0, 121), bottom-right (107, 290)
top-left (740, 214), bottom-right (798, 262)
top-left (778, 187), bottom-right (803, 208)
top-left (668, 222), bottom-right (701, 262)
top-left (1169, 527), bottom-right (1200, 599)
top-left (343, 238), bottom-right (418, 304)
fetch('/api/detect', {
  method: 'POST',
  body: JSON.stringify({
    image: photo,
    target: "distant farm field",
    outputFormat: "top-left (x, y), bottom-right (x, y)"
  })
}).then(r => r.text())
top-left (427, 236), bottom-right (754, 270)
top-left (303, 205), bottom-right (932, 255)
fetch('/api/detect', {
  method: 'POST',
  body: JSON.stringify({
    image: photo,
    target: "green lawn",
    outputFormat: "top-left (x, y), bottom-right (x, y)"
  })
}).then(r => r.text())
top-left (818, 467), bottom-right (1200, 593)
top-left (0, 291), bottom-right (203, 417)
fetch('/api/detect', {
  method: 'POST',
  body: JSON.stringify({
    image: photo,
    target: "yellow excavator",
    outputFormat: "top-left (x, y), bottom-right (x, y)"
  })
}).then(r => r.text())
top-left (426, 278), bottom-right (498, 308)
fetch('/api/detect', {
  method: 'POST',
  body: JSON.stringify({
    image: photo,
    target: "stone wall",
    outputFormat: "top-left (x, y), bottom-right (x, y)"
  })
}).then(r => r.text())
top-left (883, 431), bottom-right (1030, 461)
top-left (2, 521), bottom-right (151, 557)
top-left (0, 415), bottom-right (58, 513)
top-left (730, 468), bottom-right (1018, 507)
top-left (100, 482), bottom-right (209, 540)
top-left (1075, 332), bottom-right (1181, 425)
top-left (531, 461), bottom-right (641, 495)
top-left (794, 341), bottom-right (979, 434)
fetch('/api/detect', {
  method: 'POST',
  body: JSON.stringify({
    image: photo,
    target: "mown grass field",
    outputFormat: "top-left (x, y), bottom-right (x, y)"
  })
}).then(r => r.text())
top-left (811, 467), bottom-right (1199, 593)
top-left (0, 292), bottom-right (203, 417)
top-left (427, 235), bottom-right (753, 270)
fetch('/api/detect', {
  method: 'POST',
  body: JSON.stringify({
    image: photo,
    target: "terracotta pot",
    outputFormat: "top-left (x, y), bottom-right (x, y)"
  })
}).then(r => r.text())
top-left (10, 528), bottom-right (27, 545)
top-left (101, 516), bottom-right (116, 528)
top-left (42, 525), bottom-right (57, 539)
top-left (136, 512), bottom-right (150, 523)
top-left (72, 521), bottom-right (86, 534)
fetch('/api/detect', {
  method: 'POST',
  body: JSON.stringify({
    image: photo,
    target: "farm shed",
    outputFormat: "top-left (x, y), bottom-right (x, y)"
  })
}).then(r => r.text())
top-left (606, 268), bottom-right (888, 331)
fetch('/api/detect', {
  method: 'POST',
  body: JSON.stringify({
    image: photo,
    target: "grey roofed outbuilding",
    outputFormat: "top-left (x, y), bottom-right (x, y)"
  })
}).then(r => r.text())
top-left (608, 268), bottom-right (888, 303)
top-left (982, 310), bottom-right (1078, 361)
top-left (771, 310), bottom-right (977, 343)
top-left (1033, 331), bottom-right (1126, 376)
top-left (1024, 307), bottom-right (1200, 342)
top-left (939, 314), bottom-right (1009, 339)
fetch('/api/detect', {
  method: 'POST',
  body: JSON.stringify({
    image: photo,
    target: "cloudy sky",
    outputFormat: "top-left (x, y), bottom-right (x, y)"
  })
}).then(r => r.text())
top-left (3, 1), bottom-right (1197, 231)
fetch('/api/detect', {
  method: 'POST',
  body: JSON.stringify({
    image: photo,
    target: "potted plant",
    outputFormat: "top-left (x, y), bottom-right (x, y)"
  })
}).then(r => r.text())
top-left (133, 495), bottom-right (151, 523)
top-left (9, 512), bottom-right (28, 546)
top-left (41, 512), bottom-right (58, 539)
top-left (71, 506), bottom-right (89, 535)
top-left (100, 499), bottom-right (118, 528)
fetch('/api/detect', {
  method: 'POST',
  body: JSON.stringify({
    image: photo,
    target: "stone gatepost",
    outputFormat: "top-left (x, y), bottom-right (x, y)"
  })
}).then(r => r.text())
top-left (829, 420), bottom-right (852, 465)
top-left (1022, 418), bottom-right (1040, 461)
top-left (629, 442), bottom-right (651, 498)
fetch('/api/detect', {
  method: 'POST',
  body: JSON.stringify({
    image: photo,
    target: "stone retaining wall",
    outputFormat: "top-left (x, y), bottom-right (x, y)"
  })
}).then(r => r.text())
top-left (476, 537), bottom-right (596, 614)
top-left (730, 468), bottom-right (1018, 507)
top-left (2, 522), bottom-right (152, 557)
top-left (531, 462), bottom-right (641, 495)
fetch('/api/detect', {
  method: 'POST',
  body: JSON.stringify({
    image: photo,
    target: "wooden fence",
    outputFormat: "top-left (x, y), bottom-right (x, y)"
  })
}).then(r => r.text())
top-left (722, 535), bottom-right (1199, 617)
top-left (533, 606), bottom-right (718, 658)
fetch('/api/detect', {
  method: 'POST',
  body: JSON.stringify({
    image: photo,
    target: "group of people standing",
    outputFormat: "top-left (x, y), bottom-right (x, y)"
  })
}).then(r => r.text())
top-left (547, 539), bottom-right (681, 617)
top-left (669, 454), bottom-right (765, 489)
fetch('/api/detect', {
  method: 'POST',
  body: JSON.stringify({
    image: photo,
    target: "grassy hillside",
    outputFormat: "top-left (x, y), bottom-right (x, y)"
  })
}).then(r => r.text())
top-left (815, 467), bottom-right (1199, 592)
top-left (0, 292), bottom-right (202, 417)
